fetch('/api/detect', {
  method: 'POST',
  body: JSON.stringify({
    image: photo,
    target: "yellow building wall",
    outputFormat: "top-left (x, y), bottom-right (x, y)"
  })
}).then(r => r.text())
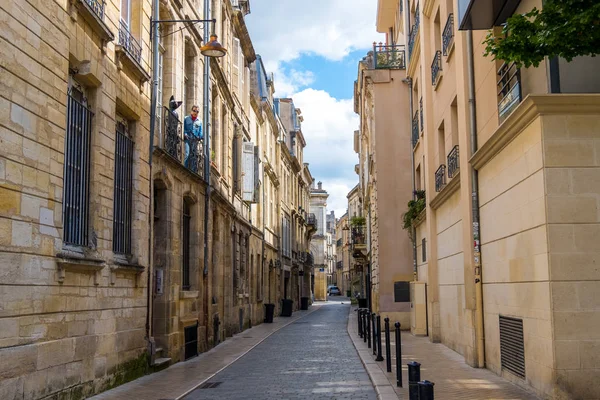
top-left (314, 270), bottom-right (327, 301)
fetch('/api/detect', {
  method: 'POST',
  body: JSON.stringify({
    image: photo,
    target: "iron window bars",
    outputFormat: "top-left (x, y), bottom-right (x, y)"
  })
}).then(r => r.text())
top-left (431, 50), bottom-right (442, 86)
top-left (442, 13), bottom-right (454, 56)
top-left (412, 111), bottom-right (419, 148)
top-left (497, 62), bottom-right (522, 120)
top-left (182, 200), bottom-right (191, 290)
top-left (112, 122), bottom-right (134, 255)
top-left (63, 89), bottom-right (93, 247)
top-left (447, 145), bottom-right (459, 179)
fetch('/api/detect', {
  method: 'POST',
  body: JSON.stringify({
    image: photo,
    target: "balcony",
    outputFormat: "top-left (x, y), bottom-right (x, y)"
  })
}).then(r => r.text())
top-left (412, 111), bottom-right (419, 148)
top-left (116, 20), bottom-right (150, 83)
top-left (447, 145), bottom-right (459, 178)
top-left (373, 43), bottom-right (406, 70)
top-left (336, 261), bottom-right (343, 269)
top-left (419, 97), bottom-right (423, 132)
top-left (458, 0), bottom-right (522, 30)
top-left (307, 213), bottom-right (316, 227)
top-left (435, 165), bottom-right (446, 192)
top-left (431, 50), bottom-right (442, 86)
top-left (351, 225), bottom-right (366, 249)
top-left (442, 13), bottom-right (454, 56)
top-left (497, 62), bottom-right (522, 122)
top-left (408, 25), bottom-right (418, 60)
top-left (74, 0), bottom-right (114, 44)
top-left (161, 107), bottom-right (205, 178)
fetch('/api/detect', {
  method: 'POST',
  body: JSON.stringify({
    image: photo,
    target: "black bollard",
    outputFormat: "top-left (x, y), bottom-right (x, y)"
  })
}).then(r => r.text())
top-left (384, 318), bottom-right (391, 372)
top-left (375, 315), bottom-right (384, 361)
top-left (407, 361), bottom-right (421, 400)
top-left (358, 309), bottom-right (363, 338)
top-left (418, 380), bottom-right (435, 400)
top-left (363, 311), bottom-right (368, 343)
top-left (366, 312), bottom-right (371, 348)
top-left (395, 322), bottom-right (402, 387)
top-left (372, 313), bottom-right (377, 355)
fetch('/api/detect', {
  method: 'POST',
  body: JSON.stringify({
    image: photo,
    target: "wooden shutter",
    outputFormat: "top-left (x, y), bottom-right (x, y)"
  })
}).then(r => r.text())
top-left (253, 146), bottom-right (260, 203)
top-left (232, 38), bottom-right (240, 94)
top-left (242, 141), bottom-right (254, 202)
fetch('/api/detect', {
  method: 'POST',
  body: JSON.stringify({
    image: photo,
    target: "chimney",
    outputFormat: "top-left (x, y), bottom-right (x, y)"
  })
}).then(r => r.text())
top-left (318, 181), bottom-right (322, 190)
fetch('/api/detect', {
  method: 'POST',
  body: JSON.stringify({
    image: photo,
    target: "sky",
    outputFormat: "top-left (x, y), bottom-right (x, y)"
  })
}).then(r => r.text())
top-left (245, 1), bottom-right (384, 217)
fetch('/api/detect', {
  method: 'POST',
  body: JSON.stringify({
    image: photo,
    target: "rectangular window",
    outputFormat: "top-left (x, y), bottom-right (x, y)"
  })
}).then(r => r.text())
top-left (394, 281), bottom-right (410, 302)
top-left (182, 200), bottom-right (191, 290)
top-left (63, 86), bottom-right (92, 247)
top-left (422, 238), bottom-right (427, 262)
top-left (113, 121), bottom-right (134, 254)
top-left (120, 0), bottom-right (130, 25)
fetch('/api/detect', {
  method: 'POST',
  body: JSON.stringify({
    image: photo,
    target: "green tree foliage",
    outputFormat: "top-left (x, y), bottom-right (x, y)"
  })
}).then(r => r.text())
top-left (484, 0), bottom-right (600, 68)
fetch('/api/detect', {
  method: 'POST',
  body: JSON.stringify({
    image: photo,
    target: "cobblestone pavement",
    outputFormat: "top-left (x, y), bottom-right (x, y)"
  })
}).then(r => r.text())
top-left (183, 297), bottom-right (377, 400)
top-left (348, 309), bottom-right (540, 400)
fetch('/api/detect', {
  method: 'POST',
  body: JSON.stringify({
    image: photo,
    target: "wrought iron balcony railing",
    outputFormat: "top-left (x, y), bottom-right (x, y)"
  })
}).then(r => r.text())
top-left (351, 225), bottom-right (366, 247)
top-left (412, 111), bottom-right (419, 148)
top-left (85, 0), bottom-right (105, 20)
top-left (162, 107), bottom-right (204, 177)
top-left (447, 145), bottom-right (459, 178)
top-left (408, 25), bottom-right (418, 59)
top-left (431, 50), bottom-right (442, 86)
top-left (118, 20), bottom-right (142, 64)
top-left (435, 165), bottom-right (446, 192)
top-left (373, 43), bottom-right (406, 69)
top-left (419, 97), bottom-right (424, 132)
top-left (442, 13), bottom-right (454, 56)
top-left (497, 62), bottom-right (522, 120)
top-left (307, 213), bottom-right (317, 226)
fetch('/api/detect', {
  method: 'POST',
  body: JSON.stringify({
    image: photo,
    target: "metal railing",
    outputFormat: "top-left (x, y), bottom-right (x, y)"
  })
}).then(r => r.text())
top-left (162, 107), bottom-right (204, 177)
top-left (412, 111), bottom-right (419, 148)
top-left (112, 122), bottom-right (134, 255)
top-left (497, 62), bottom-right (522, 120)
top-left (419, 97), bottom-right (423, 132)
top-left (373, 43), bottom-right (406, 69)
top-left (351, 225), bottom-right (366, 247)
top-left (431, 50), bottom-right (442, 85)
top-left (442, 13), bottom-right (454, 56)
top-left (408, 25), bottom-right (418, 59)
top-left (182, 201), bottom-right (191, 290)
top-left (447, 145), bottom-right (459, 178)
top-left (337, 261), bottom-right (343, 269)
top-left (119, 20), bottom-right (142, 63)
top-left (85, 0), bottom-right (105, 20)
top-left (435, 165), bottom-right (446, 192)
top-left (63, 90), bottom-right (92, 247)
top-left (307, 213), bottom-right (317, 226)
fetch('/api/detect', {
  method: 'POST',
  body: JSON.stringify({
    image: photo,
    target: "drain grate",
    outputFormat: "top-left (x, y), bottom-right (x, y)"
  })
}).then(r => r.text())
top-left (199, 382), bottom-right (223, 389)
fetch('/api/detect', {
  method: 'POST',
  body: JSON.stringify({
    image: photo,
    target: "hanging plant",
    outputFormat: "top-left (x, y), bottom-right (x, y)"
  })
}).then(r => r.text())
top-left (402, 190), bottom-right (426, 242)
top-left (350, 216), bottom-right (366, 227)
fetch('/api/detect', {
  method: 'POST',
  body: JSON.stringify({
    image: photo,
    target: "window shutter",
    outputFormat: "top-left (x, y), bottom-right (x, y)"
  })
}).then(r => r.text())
top-left (239, 49), bottom-right (244, 102)
top-left (232, 38), bottom-right (240, 94)
top-left (253, 146), bottom-right (260, 203)
top-left (242, 141), bottom-right (254, 202)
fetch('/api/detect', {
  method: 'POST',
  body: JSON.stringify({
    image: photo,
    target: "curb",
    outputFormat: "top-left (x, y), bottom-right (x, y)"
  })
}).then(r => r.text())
top-left (346, 308), bottom-right (399, 400)
top-left (175, 304), bottom-right (323, 399)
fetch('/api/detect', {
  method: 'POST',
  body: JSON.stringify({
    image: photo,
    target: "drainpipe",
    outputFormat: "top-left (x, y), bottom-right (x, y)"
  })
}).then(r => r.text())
top-left (261, 155), bottom-right (266, 305)
top-left (404, 76), bottom-right (417, 280)
top-left (467, 29), bottom-right (485, 368)
top-left (146, 0), bottom-right (161, 343)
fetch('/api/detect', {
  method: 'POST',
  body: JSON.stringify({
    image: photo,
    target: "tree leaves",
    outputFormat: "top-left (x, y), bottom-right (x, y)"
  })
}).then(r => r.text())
top-left (483, 0), bottom-right (600, 68)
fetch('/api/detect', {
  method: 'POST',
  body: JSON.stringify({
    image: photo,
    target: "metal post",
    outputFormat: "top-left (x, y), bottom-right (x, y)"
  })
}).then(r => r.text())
top-left (371, 313), bottom-right (377, 355)
top-left (408, 361), bottom-right (421, 400)
top-left (363, 311), bottom-right (368, 343)
top-left (366, 312), bottom-right (371, 348)
top-left (384, 318), bottom-right (391, 372)
top-left (376, 315), bottom-right (384, 361)
top-left (358, 309), bottom-right (363, 338)
top-left (418, 380), bottom-right (435, 400)
top-left (395, 322), bottom-right (402, 387)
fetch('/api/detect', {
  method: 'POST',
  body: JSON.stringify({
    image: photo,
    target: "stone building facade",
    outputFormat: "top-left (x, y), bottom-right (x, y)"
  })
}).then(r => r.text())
top-left (370, 0), bottom-right (600, 397)
top-left (0, 0), bottom-right (152, 397)
top-left (309, 182), bottom-right (329, 301)
top-left (0, 0), bottom-right (318, 398)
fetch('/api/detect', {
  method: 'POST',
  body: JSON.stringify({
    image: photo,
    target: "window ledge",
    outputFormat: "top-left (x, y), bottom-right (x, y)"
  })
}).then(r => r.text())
top-left (115, 46), bottom-right (151, 84)
top-left (430, 170), bottom-right (460, 210)
top-left (56, 250), bottom-right (105, 284)
top-left (73, 0), bottom-right (114, 45)
top-left (180, 290), bottom-right (200, 299)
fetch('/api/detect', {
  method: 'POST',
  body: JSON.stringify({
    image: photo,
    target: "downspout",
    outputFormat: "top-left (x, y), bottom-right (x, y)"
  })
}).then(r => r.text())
top-left (467, 29), bottom-right (485, 368)
top-left (261, 154), bottom-right (266, 305)
top-left (202, 0), bottom-right (211, 278)
top-left (405, 76), bottom-right (417, 280)
top-left (146, 0), bottom-right (161, 343)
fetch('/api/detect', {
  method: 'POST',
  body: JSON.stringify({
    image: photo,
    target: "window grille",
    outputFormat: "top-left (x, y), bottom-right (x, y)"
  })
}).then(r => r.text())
top-left (63, 87), bottom-right (92, 246)
top-left (182, 200), bottom-right (191, 290)
top-left (113, 121), bottom-right (134, 254)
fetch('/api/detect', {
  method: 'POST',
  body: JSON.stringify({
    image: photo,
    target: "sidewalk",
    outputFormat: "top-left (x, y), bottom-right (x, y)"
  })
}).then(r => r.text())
top-left (348, 308), bottom-right (540, 400)
top-left (91, 304), bottom-right (322, 400)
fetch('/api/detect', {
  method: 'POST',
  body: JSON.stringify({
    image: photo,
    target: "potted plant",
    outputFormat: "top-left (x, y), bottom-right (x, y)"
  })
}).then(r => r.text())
top-left (350, 216), bottom-right (366, 227)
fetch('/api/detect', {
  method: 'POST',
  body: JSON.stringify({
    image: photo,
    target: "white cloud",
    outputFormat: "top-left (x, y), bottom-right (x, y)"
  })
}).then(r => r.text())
top-left (292, 89), bottom-right (359, 216)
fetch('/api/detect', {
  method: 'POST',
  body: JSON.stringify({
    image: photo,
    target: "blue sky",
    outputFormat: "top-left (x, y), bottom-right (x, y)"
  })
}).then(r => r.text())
top-left (246, 1), bottom-right (384, 216)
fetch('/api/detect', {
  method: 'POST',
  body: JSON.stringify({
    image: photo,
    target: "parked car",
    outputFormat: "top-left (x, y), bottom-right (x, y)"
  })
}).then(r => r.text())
top-left (327, 285), bottom-right (335, 294)
top-left (329, 286), bottom-right (341, 296)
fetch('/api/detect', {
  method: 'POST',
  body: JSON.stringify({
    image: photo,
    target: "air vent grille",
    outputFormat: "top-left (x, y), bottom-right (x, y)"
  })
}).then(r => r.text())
top-left (499, 315), bottom-right (525, 378)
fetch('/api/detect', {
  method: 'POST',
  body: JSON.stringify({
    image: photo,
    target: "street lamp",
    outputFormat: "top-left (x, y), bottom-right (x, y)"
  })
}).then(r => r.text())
top-left (200, 34), bottom-right (227, 57)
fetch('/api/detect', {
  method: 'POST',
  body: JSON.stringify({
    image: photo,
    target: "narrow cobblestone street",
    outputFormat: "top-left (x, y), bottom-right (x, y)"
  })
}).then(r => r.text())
top-left (183, 298), bottom-right (376, 400)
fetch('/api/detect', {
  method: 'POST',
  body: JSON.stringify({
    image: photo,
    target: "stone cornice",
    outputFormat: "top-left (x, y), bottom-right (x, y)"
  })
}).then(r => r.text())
top-left (232, 10), bottom-right (257, 63)
top-left (430, 171), bottom-right (460, 210)
top-left (422, 0), bottom-right (435, 17)
top-left (210, 58), bottom-right (235, 110)
top-left (470, 94), bottom-right (600, 170)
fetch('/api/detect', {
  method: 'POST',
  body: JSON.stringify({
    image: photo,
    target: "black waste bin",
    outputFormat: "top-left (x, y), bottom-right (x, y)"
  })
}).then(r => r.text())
top-left (264, 303), bottom-right (275, 323)
top-left (300, 297), bottom-right (309, 310)
top-left (281, 299), bottom-right (293, 317)
top-left (358, 298), bottom-right (368, 308)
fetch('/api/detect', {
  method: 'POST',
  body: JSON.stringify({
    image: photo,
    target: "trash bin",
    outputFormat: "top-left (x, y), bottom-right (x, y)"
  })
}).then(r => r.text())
top-left (358, 298), bottom-right (368, 308)
top-left (281, 299), bottom-right (293, 317)
top-left (346, 290), bottom-right (351, 297)
top-left (264, 303), bottom-right (275, 323)
top-left (300, 297), bottom-right (309, 310)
